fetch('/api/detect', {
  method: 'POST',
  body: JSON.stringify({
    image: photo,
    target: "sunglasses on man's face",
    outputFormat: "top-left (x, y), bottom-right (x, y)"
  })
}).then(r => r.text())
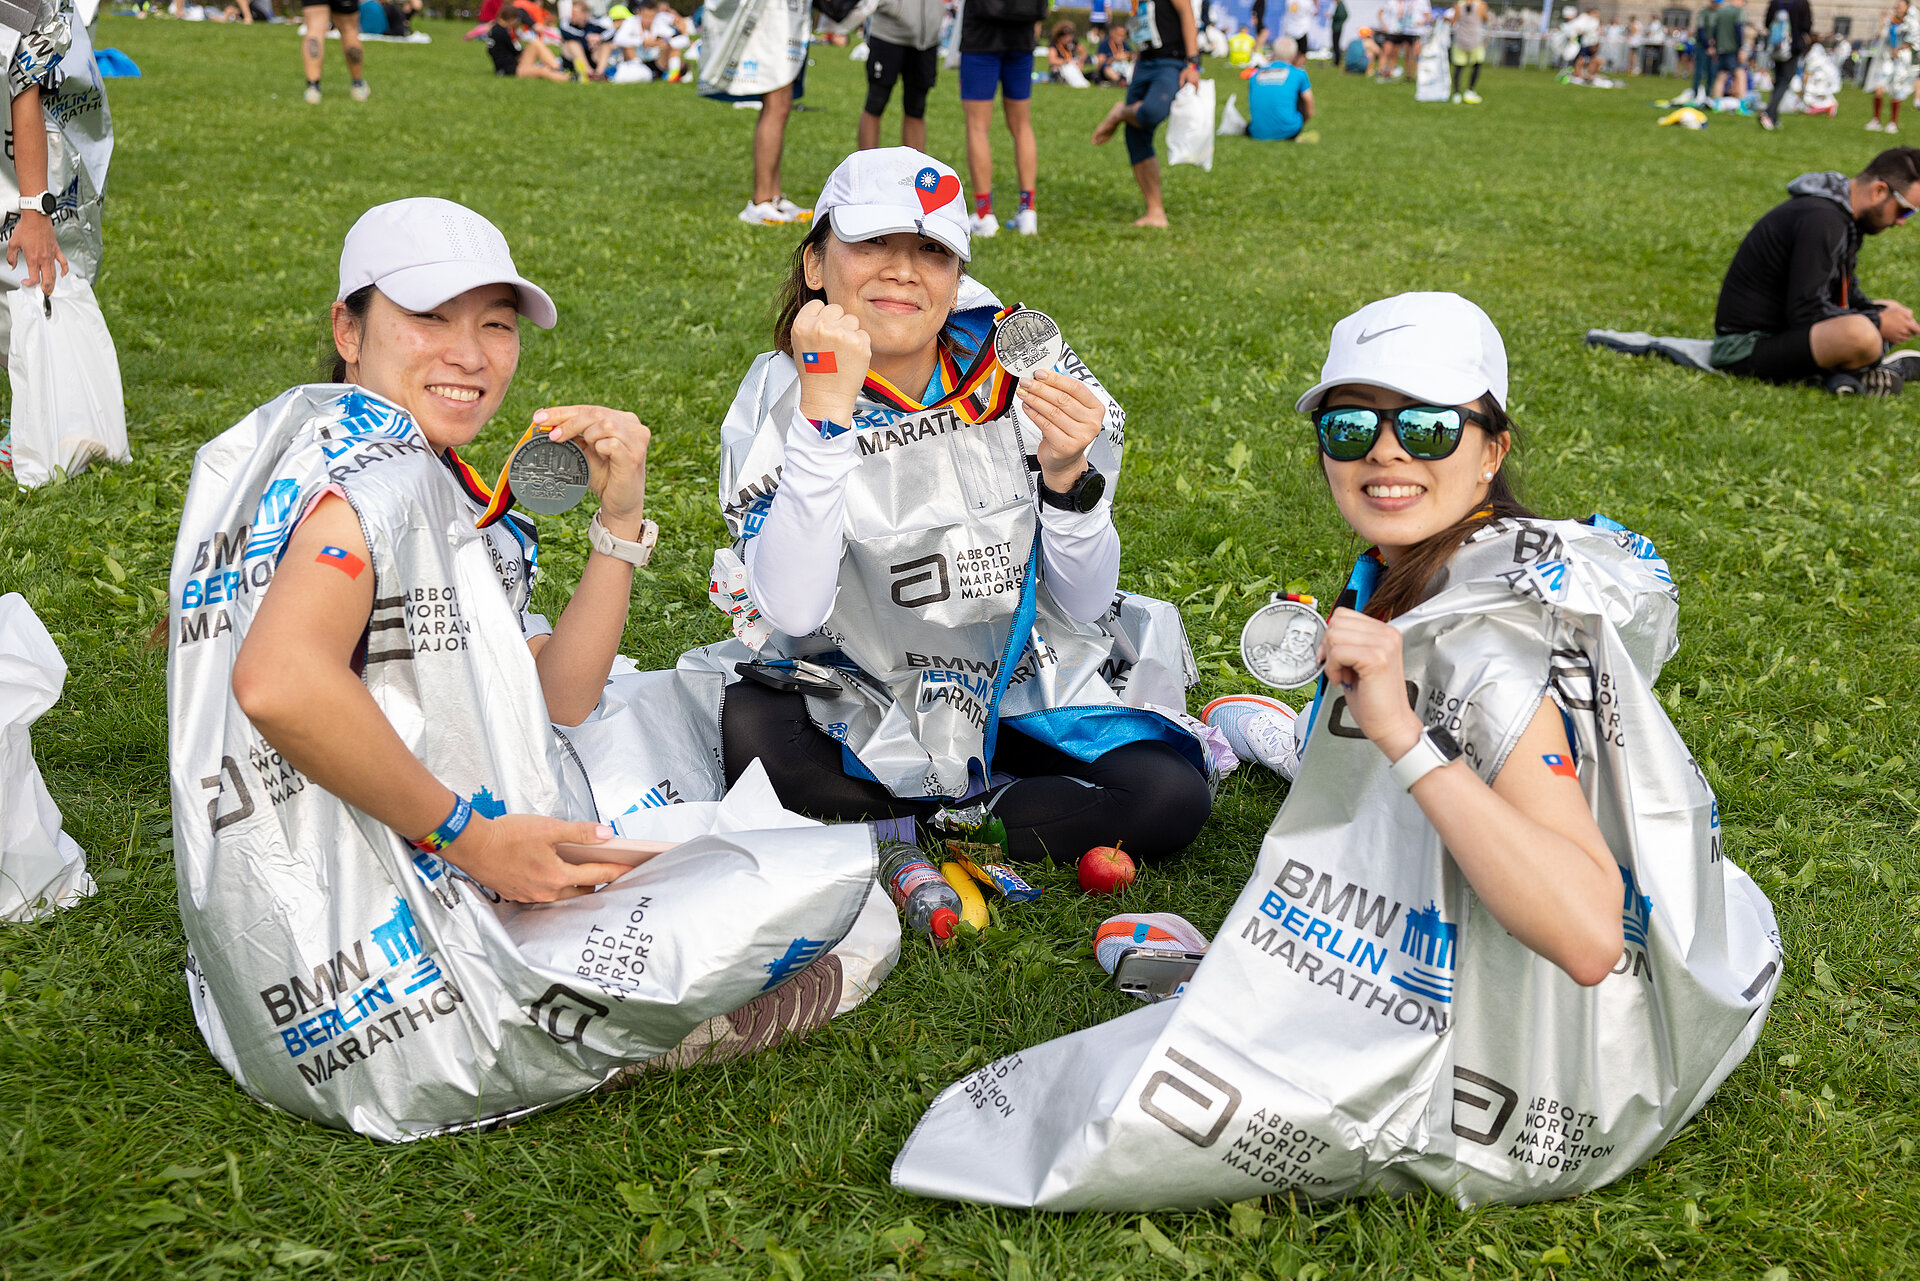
top-left (1312, 403), bottom-right (1491, 462)
top-left (1891, 186), bottom-right (1917, 221)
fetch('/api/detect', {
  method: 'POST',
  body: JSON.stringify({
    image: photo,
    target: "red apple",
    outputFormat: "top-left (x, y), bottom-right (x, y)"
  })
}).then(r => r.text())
top-left (1078, 843), bottom-right (1137, 895)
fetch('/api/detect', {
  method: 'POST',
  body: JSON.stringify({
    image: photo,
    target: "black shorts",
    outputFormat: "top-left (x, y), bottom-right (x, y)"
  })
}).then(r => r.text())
top-left (865, 36), bottom-right (939, 116)
top-left (306, 0), bottom-right (360, 16)
top-left (1720, 325), bottom-right (1823, 384)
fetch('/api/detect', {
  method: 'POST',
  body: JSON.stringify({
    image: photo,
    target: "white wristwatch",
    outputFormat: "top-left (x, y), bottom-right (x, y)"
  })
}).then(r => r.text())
top-left (588, 511), bottom-right (657, 567)
top-left (17, 192), bottom-right (54, 216)
top-left (1388, 725), bottom-right (1463, 791)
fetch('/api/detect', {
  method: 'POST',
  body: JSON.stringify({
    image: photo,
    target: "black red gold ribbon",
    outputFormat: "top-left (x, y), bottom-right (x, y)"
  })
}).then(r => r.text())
top-left (857, 305), bottom-right (1022, 424)
top-left (445, 421), bottom-right (546, 529)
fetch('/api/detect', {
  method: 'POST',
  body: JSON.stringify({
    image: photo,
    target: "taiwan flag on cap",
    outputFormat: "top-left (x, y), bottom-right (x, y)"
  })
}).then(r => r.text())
top-left (814, 147), bottom-right (972, 261)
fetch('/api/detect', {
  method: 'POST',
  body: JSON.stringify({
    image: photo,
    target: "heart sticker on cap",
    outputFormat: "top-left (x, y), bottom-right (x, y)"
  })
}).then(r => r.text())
top-left (914, 167), bottom-right (961, 215)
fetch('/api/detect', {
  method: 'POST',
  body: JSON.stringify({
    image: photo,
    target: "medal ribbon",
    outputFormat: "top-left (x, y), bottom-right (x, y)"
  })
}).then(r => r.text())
top-left (444, 421), bottom-right (547, 529)
top-left (857, 305), bottom-right (1022, 423)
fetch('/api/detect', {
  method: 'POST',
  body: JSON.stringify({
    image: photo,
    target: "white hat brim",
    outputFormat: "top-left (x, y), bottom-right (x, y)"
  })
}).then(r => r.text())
top-left (1295, 367), bottom-right (1497, 415)
top-left (373, 261), bottom-right (559, 330)
top-left (827, 204), bottom-right (972, 262)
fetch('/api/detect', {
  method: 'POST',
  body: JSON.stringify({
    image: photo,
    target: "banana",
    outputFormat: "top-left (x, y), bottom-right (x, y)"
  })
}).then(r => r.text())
top-left (939, 861), bottom-right (991, 932)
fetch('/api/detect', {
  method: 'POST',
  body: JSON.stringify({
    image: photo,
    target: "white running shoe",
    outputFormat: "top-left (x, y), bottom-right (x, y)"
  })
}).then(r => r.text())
top-left (349, 79), bottom-right (370, 101)
top-left (1463, 89), bottom-right (1482, 103)
top-left (774, 195), bottom-right (814, 222)
top-left (303, 83), bottom-right (322, 104)
top-left (968, 212), bottom-right (1000, 238)
top-left (1201, 694), bottom-right (1303, 781)
top-left (1009, 208), bottom-right (1037, 235)
top-left (1890, 122), bottom-right (1901, 134)
top-left (738, 200), bottom-right (791, 225)
top-left (1867, 117), bottom-right (1886, 131)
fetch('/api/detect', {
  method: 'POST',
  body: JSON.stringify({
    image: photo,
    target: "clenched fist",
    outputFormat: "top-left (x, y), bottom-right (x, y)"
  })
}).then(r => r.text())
top-left (791, 299), bottom-right (873, 429)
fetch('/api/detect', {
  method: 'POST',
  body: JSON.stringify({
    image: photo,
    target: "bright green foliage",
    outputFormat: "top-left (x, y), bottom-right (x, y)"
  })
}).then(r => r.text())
top-left (2, 19), bottom-right (1918, 1280)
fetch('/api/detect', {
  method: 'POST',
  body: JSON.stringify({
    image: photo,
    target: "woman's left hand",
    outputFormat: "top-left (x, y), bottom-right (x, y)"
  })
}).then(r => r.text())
top-left (1320, 606), bottom-right (1425, 762)
top-left (531, 405), bottom-right (650, 536)
top-left (1016, 369), bottom-right (1107, 494)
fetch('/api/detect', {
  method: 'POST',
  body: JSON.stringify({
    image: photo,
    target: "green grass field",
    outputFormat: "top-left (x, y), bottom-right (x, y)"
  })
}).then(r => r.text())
top-left (2, 18), bottom-right (1918, 1278)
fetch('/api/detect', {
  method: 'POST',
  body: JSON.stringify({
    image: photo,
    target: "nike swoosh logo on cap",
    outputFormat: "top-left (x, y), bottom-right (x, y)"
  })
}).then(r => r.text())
top-left (1356, 324), bottom-right (1415, 344)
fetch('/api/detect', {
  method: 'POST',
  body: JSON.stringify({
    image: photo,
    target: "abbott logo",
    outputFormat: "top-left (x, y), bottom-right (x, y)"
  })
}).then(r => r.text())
top-left (1138, 1048), bottom-right (1242, 1148)
top-left (890, 554), bottom-right (951, 608)
top-left (528, 984), bottom-right (610, 1046)
top-left (1450, 1067), bottom-right (1519, 1146)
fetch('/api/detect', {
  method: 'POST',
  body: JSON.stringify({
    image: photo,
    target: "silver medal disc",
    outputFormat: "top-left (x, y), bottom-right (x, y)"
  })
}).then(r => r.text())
top-left (993, 308), bottom-right (1066, 379)
top-left (506, 435), bottom-right (591, 515)
top-left (1240, 596), bottom-right (1327, 690)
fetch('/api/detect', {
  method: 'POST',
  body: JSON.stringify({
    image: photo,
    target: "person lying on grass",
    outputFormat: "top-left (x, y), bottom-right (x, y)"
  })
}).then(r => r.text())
top-left (712, 146), bottom-right (1214, 863)
top-left (1712, 145), bottom-right (1920, 395)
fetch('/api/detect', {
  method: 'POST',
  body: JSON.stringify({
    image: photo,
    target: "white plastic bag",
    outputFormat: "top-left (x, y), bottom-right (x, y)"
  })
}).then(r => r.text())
top-left (0, 593), bottom-right (96, 923)
top-left (1165, 79), bottom-right (1216, 170)
top-left (1059, 59), bottom-right (1090, 86)
top-left (849, 39), bottom-right (870, 60)
top-left (1218, 91), bottom-right (1249, 134)
top-left (7, 276), bottom-right (128, 488)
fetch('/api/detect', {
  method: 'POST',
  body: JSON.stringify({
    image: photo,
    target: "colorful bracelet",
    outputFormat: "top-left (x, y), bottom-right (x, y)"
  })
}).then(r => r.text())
top-left (808, 416), bottom-right (851, 439)
top-left (409, 794), bottom-right (473, 854)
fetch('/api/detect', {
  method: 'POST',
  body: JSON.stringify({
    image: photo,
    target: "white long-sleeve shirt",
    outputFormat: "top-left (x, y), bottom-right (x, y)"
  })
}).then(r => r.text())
top-left (743, 408), bottom-right (1122, 637)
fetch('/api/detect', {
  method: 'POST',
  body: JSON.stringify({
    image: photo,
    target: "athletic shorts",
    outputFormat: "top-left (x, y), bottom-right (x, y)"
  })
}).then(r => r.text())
top-left (1715, 50), bottom-right (1739, 74)
top-left (959, 49), bottom-right (1033, 100)
top-left (866, 36), bottom-right (939, 116)
top-left (1450, 43), bottom-right (1485, 64)
top-left (1715, 326), bottom-right (1823, 384)
top-left (306, 0), bottom-right (360, 16)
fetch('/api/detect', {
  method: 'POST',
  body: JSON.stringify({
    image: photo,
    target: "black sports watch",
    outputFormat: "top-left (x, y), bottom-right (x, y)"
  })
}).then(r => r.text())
top-left (17, 192), bottom-right (54, 217)
top-left (1038, 465), bottom-right (1107, 513)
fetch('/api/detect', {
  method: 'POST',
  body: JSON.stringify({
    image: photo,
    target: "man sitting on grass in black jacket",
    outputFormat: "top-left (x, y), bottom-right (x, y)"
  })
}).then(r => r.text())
top-left (1714, 146), bottom-right (1920, 395)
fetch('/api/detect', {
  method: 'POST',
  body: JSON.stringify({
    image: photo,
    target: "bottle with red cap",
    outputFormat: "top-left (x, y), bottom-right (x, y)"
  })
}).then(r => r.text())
top-left (879, 840), bottom-right (962, 944)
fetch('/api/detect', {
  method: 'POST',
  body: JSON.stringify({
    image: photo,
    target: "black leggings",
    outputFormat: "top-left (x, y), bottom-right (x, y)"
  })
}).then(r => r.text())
top-left (719, 680), bottom-right (1212, 862)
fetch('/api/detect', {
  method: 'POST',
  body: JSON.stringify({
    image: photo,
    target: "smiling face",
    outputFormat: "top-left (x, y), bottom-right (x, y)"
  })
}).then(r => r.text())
top-left (333, 285), bottom-right (520, 451)
top-left (805, 230), bottom-right (962, 366)
top-left (1318, 383), bottom-right (1510, 566)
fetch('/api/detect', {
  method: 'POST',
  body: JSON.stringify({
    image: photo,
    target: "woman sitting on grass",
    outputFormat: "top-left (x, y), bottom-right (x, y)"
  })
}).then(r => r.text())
top-left (712, 147), bottom-right (1214, 862)
top-left (168, 198), bottom-right (878, 1141)
top-left (888, 292), bottom-right (1782, 1209)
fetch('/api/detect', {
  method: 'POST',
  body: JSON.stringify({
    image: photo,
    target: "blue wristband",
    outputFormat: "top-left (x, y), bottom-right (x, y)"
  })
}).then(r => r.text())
top-left (410, 794), bottom-right (473, 854)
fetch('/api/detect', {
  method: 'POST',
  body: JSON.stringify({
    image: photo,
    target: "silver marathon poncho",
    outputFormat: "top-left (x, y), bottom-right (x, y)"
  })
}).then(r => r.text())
top-left (714, 281), bottom-right (1209, 800)
top-left (891, 517), bottom-right (1782, 1207)
top-left (169, 386), bottom-right (880, 1141)
top-left (0, 0), bottom-right (112, 291)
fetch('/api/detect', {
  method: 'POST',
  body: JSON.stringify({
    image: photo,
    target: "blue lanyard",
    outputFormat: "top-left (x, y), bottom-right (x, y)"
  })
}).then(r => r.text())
top-left (1301, 550), bottom-right (1384, 740)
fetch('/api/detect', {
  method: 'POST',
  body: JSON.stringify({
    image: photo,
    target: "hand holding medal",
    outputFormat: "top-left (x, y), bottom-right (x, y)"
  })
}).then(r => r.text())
top-left (1001, 309), bottom-right (1103, 494)
top-left (792, 298), bottom-right (872, 430)
top-left (510, 405), bottom-right (651, 536)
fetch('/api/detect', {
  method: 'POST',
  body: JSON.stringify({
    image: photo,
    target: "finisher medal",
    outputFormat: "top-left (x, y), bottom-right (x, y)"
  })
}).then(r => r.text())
top-left (1239, 594), bottom-right (1327, 690)
top-left (506, 435), bottom-right (591, 515)
top-left (993, 307), bottom-right (1066, 379)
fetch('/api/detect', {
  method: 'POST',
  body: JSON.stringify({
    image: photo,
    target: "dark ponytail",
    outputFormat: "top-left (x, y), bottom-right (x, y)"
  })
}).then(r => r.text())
top-left (322, 285), bottom-right (375, 383)
top-left (1360, 399), bottom-right (1538, 622)
top-left (772, 220), bottom-right (834, 357)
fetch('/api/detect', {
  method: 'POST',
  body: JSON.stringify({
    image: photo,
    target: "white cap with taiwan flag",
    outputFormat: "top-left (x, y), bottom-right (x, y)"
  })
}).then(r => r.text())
top-left (813, 147), bottom-right (972, 263)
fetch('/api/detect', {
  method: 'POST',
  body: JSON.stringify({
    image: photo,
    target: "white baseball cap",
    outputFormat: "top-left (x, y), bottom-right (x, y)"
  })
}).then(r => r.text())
top-left (814, 147), bottom-right (972, 262)
top-left (338, 197), bottom-right (557, 330)
top-left (1295, 292), bottom-right (1508, 415)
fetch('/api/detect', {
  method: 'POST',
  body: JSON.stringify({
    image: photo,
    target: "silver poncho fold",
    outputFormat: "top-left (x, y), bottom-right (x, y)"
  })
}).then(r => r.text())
top-left (713, 279), bottom-right (1206, 800)
top-left (891, 517), bottom-right (1781, 1207)
top-left (697, 0), bottom-right (809, 96)
top-left (169, 386), bottom-right (884, 1141)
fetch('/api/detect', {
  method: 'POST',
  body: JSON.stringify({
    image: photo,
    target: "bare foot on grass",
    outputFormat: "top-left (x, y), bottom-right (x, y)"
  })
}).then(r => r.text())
top-left (1133, 211), bottom-right (1169, 227)
top-left (1091, 103), bottom-right (1126, 145)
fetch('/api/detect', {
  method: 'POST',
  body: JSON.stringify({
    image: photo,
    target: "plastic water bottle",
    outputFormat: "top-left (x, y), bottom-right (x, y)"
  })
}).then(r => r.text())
top-left (879, 841), bottom-right (961, 943)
